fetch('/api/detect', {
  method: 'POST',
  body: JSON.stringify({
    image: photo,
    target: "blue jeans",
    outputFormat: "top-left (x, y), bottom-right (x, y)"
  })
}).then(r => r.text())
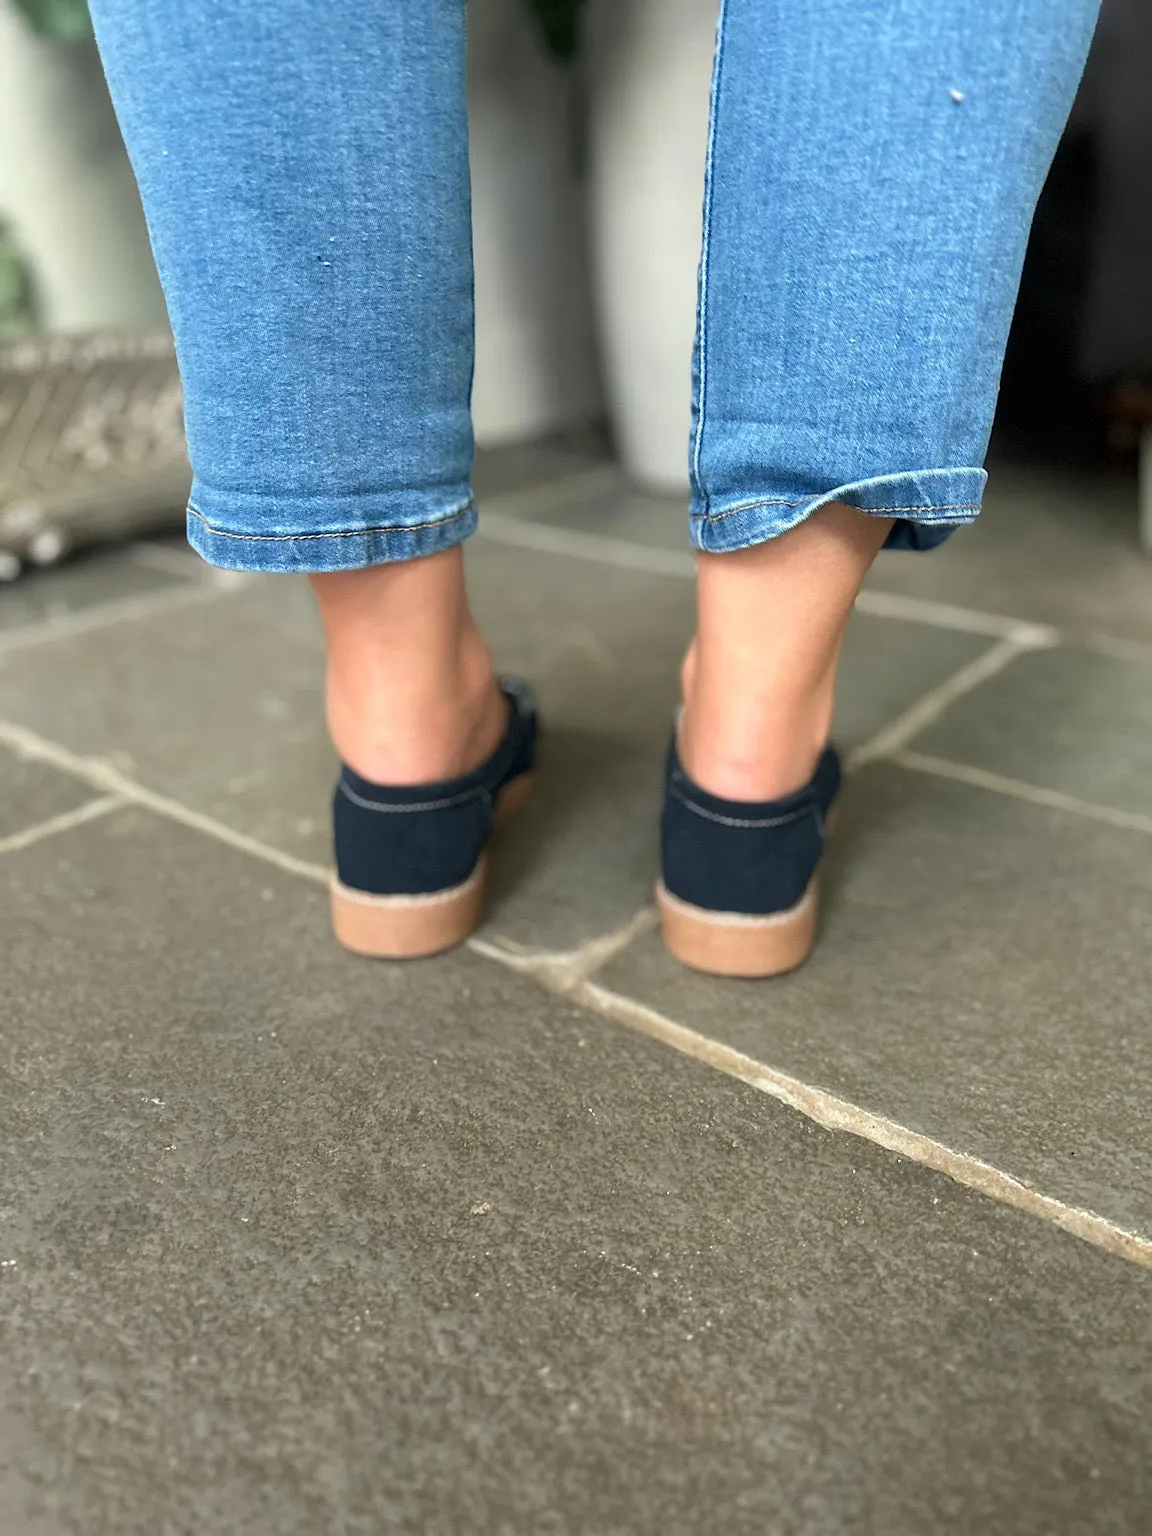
top-left (90, 0), bottom-right (1099, 572)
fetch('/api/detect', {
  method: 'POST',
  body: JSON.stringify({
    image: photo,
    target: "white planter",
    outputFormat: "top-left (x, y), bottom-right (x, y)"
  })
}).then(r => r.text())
top-left (587, 0), bottom-right (717, 491)
top-left (468, 0), bottom-right (601, 446)
top-left (0, 6), bottom-right (165, 332)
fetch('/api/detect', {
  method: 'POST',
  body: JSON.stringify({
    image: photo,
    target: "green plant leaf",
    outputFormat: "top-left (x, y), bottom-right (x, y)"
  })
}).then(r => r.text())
top-left (0, 226), bottom-right (37, 337)
top-left (525, 0), bottom-right (582, 61)
top-left (11, 0), bottom-right (92, 43)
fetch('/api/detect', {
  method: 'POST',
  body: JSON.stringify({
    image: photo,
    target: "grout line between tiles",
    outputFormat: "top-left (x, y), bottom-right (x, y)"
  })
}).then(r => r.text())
top-left (464, 914), bottom-right (1152, 1271)
top-left (479, 510), bottom-right (1137, 824)
top-left (0, 466), bottom-right (618, 660)
top-left (7, 460), bottom-right (1145, 669)
top-left (853, 588), bottom-right (1057, 647)
top-left (893, 750), bottom-right (1152, 836)
top-left (0, 795), bottom-right (126, 858)
top-left (0, 720), bottom-right (329, 886)
top-left (566, 979), bottom-right (1152, 1271)
top-left (477, 509), bottom-right (1072, 647)
top-left (479, 497), bottom-right (1152, 662)
top-left (480, 512), bottom-right (696, 580)
top-left (468, 905), bottom-right (660, 986)
top-left (0, 575), bottom-right (254, 659)
top-left (845, 635), bottom-right (1047, 773)
top-left (479, 464), bottom-right (624, 520)
top-left (3, 710), bottom-right (1148, 1270)
top-left (127, 540), bottom-right (232, 584)
top-left (1083, 632), bottom-right (1152, 667)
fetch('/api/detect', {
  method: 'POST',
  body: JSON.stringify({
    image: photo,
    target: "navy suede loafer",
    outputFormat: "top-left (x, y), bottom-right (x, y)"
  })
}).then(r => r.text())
top-left (330, 677), bottom-right (538, 959)
top-left (657, 738), bottom-right (841, 978)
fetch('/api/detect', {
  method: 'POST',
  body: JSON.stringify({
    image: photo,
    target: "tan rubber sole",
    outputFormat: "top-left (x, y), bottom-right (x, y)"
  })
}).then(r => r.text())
top-left (331, 770), bottom-right (536, 960)
top-left (655, 876), bottom-right (819, 979)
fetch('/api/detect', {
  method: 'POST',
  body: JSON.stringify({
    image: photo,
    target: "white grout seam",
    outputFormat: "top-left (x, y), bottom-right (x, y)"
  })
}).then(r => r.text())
top-left (845, 634), bottom-right (1050, 773)
top-left (0, 462), bottom-right (1145, 1270)
top-left (570, 978), bottom-right (1152, 1271)
top-left (128, 540), bottom-right (245, 586)
top-left (0, 795), bottom-right (125, 858)
top-left (479, 464), bottom-right (624, 521)
top-left (468, 906), bottom-right (1152, 1271)
top-left (477, 508), bottom-right (1077, 648)
top-left (894, 750), bottom-right (1152, 836)
top-left (0, 720), bottom-right (329, 886)
top-left (480, 489), bottom-right (1151, 663)
top-left (1083, 631), bottom-right (1152, 667)
top-left (468, 905), bottom-right (660, 988)
top-left (3, 710), bottom-right (1150, 1270)
top-left (2, 460), bottom-right (1144, 671)
top-left (853, 588), bottom-right (1058, 648)
top-left (480, 513), bottom-right (696, 580)
top-left (0, 576), bottom-right (255, 659)
top-left (0, 465), bottom-right (617, 661)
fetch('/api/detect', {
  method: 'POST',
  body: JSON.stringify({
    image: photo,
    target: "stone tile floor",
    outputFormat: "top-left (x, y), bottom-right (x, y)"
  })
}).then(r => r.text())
top-left (1, 443), bottom-right (1151, 1534)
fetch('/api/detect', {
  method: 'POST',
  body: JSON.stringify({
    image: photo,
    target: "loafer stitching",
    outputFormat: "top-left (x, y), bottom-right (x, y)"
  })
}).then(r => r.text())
top-left (338, 779), bottom-right (490, 815)
top-left (330, 858), bottom-right (485, 908)
top-left (667, 781), bottom-right (813, 829)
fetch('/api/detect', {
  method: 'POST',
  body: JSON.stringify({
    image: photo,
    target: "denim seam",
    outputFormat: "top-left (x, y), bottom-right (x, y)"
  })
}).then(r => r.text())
top-left (188, 499), bottom-right (474, 543)
top-left (692, 497), bottom-right (981, 526)
top-left (690, 0), bottom-right (730, 518)
top-left (338, 779), bottom-right (490, 815)
top-left (669, 781), bottom-right (811, 830)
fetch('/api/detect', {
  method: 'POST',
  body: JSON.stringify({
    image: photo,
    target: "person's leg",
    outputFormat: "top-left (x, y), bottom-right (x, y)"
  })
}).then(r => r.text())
top-left (681, 508), bottom-right (893, 801)
top-left (311, 551), bottom-right (502, 784)
top-left (92, 0), bottom-right (535, 958)
top-left (664, 0), bottom-right (1100, 973)
top-left (90, 0), bottom-right (504, 786)
top-left (682, 0), bottom-right (1100, 800)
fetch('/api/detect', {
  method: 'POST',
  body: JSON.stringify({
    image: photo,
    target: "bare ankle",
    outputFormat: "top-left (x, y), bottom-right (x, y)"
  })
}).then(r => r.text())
top-left (309, 553), bottom-right (506, 784)
top-left (680, 657), bottom-right (832, 802)
top-left (679, 503), bottom-right (891, 801)
top-left (325, 629), bottom-right (505, 783)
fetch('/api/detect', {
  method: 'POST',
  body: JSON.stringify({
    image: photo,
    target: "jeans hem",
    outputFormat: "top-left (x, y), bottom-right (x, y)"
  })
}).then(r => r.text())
top-left (690, 467), bottom-right (987, 555)
top-left (186, 494), bottom-right (477, 573)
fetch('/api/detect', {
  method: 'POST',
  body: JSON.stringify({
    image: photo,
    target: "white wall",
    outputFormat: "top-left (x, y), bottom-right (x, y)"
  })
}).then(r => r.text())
top-left (0, 8), bottom-right (165, 331)
top-left (468, 0), bottom-right (603, 445)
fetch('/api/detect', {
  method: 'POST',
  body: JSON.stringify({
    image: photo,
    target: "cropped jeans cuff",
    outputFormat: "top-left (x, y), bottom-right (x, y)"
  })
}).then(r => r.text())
top-left (186, 482), bottom-right (477, 573)
top-left (689, 467), bottom-right (988, 555)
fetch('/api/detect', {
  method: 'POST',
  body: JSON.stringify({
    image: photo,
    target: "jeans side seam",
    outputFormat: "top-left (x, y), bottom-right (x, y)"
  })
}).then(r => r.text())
top-left (690, 0), bottom-right (730, 518)
top-left (187, 499), bottom-right (475, 543)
